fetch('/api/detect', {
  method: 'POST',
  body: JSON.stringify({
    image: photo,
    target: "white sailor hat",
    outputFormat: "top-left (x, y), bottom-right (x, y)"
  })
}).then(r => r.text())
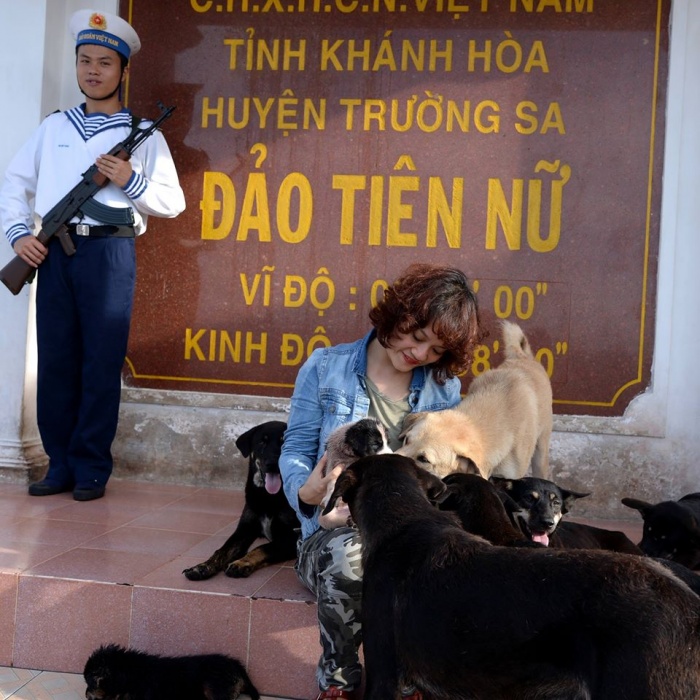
top-left (70, 9), bottom-right (141, 60)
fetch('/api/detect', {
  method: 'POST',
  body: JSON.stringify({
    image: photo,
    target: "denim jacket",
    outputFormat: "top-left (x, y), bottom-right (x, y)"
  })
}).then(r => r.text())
top-left (279, 330), bottom-right (462, 540)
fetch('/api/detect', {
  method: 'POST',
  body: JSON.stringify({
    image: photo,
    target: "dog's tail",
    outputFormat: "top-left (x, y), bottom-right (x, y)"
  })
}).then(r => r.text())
top-left (501, 320), bottom-right (534, 360)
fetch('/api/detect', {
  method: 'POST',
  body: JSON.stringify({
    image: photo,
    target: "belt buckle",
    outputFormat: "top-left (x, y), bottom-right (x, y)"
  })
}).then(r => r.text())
top-left (76, 224), bottom-right (90, 237)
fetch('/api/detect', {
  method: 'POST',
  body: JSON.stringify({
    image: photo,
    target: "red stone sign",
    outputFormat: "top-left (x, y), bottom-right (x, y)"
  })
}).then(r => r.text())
top-left (120, 0), bottom-right (669, 416)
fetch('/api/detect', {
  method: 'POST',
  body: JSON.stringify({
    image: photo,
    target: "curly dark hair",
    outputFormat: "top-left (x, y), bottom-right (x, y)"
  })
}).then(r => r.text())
top-left (368, 263), bottom-right (483, 384)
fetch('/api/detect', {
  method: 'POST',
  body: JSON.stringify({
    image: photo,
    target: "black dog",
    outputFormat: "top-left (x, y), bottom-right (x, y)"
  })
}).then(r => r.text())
top-left (439, 473), bottom-right (540, 548)
top-left (84, 644), bottom-right (260, 700)
top-left (183, 421), bottom-right (299, 580)
top-left (490, 475), bottom-right (589, 546)
top-left (492, 475), bottom-right (641, 555)
top-left (622, 493), bottom-right (700, 569)
top-left (326, 454), bottom-right (700, 700)
top-left (443, 473), bottom-right (700, 597)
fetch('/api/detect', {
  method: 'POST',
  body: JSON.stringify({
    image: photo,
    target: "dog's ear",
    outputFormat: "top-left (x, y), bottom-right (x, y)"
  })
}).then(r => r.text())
top-left (235, 425), bottom-right (258, 457)
top-left (490, 476), bottom-right (514, 492)
top-left (434, 481), bottom-right (461, 509)
top-left (621, 497), bottom-right (654, 517)
top-left (398, 411), bottom-right (426, 440)
top-left (322, 468), bottom-right (360, 515)
top-left (496, 489), bottom-right (521, 520)
top-left (456, 456), bottom-right (481, 476)
top-left (560, 488), bottom-right (590, 514)
top-left (414, 464), bottom-right (448, 504)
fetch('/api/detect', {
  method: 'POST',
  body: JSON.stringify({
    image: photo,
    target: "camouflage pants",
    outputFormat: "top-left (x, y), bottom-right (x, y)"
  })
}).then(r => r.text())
top-left (296, 526), bottom-right (364, 691)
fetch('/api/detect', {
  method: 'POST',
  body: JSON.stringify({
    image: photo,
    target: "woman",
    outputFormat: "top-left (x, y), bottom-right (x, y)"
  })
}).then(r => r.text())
top-left (279, 263), bottom-right (482, 700)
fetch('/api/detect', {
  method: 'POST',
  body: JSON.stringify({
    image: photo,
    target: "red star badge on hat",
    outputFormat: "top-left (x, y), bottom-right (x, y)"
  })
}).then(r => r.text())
top-left (89, 13), bottom-right (106, 30)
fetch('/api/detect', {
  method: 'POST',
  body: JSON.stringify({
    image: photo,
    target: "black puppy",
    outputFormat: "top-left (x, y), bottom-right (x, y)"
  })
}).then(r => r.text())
top-left (183, 421), bottom-right (299, 580)
top-left (491, 475), bottom-right (641, 555)
top-left (324, 418), bottom-right (392, 475)
top-left (319, 418), bottom-right (393, 529)
top-left (622, 493), bottom-right (700, 569)
top-left (439, 473), bottom-right (540, 547)
top-left (84, 644), bottom-right (260, 700)
top-left (326, 455), bottom-right (700, 700)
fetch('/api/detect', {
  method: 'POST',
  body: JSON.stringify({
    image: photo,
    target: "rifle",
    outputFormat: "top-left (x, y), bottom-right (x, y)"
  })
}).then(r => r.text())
top-left (0, 101), bottom-right (176, 295)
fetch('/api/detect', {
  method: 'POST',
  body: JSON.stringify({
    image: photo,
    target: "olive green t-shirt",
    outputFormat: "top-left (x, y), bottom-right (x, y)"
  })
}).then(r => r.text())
top-left (365, 377), bottom-right (411, 451)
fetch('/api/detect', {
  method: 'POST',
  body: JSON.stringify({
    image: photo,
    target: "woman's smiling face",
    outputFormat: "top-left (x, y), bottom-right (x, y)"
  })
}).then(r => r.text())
top-left (385, 325), bottom-right (446, 372)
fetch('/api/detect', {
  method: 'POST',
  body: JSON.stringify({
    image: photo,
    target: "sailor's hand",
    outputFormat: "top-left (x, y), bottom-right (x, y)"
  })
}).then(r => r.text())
top-left (96, 154), bottom-right (133, 188)
top-left (13, 235), bottom-right (47, 267)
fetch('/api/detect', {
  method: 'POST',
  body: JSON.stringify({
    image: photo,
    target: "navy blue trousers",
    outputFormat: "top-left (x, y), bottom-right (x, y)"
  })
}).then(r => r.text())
top-left (35, 233), bottom-right (135, 489)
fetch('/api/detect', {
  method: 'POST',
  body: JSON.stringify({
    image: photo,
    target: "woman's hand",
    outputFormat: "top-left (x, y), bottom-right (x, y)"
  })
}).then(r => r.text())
top-left (298, 453), bottom-right (343, 506)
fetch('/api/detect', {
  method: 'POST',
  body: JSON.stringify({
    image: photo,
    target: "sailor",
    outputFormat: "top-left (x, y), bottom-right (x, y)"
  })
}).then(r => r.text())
top-left (0, 9), bottom-right (186, 500)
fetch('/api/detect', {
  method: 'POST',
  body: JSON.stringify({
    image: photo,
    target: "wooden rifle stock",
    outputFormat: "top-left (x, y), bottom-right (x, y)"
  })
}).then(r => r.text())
top-left (0, 167), bottom-right (113, 295)
top-left (1, 229), bottom-right (55, 295)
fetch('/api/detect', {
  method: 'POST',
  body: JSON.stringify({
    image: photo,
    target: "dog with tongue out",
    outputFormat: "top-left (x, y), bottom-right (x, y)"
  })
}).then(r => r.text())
top-left (490, 475), bottom-right (590, 547)
top-left (183, 421), bottom-right (300, 581)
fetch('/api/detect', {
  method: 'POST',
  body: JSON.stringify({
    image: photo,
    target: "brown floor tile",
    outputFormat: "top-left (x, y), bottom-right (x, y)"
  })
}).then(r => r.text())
top-left (126, 507), bottom-right (237, 534)
top-left (79, 525), bottom-right (207, 556)
top-left (173, 525), bottom-right (241, 558)
top-left (0, 519), bottom-right (111, 548)
top-left (0, 494), bottom-right (76, 520)
top-left (248, 598), bottom-right (320, 700)
top-left (167, 488), bottom-right (246, 515)
top-left (24, 548), bottom-right (170, 584)
top-left (135, 554), bottom-right (284, 596)
top-left (0, 574), bottom-right (18, 666)
top-left (36, 500), bottom-right (155, 528)
top-left (130, 587), bottom-right (251, 660)
top-left (253, 566), bottom-right (315, 603)
top-left (14, 577), bottom-right (132, 674)
top-left (0, 543), bottom-right (74, 575)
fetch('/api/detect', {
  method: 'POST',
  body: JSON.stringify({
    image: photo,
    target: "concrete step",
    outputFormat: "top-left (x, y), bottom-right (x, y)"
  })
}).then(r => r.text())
top-left (0, 480), bottom-right (318, 700)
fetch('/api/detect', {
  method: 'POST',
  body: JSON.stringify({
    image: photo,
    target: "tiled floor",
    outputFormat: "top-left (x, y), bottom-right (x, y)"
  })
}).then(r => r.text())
top-left (0, 668), bottom-right (83, 700)
top-left (0, 479), bottom-right (317, 700)
top-left (0, 666), bottom-right (283, 699)
top-left (0, 478), bottom-right (644, 700)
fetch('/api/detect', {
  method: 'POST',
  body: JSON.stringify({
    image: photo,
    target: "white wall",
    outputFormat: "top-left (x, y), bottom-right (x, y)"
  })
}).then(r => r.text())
top-left (0, 1), bottom-right (47, 476)
top-left (664, 1), bottom-right (700, 449)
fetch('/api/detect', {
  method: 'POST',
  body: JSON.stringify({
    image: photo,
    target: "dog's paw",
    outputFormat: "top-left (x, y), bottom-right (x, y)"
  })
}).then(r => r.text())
top-left (182, 563), bottom-right (217, 581)
top-left (225, 561), bottom-right (254, 578)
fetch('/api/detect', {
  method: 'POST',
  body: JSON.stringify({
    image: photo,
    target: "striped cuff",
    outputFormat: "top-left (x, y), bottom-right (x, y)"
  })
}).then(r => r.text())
top-left (123, 171), bottom-right (147, 199)
top-left (7, 224), bottom-right (33, 247)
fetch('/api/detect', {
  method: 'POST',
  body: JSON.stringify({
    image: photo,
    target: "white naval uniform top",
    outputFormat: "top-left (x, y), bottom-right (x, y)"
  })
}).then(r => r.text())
top-left (0, 104), bottom-right (186, 247)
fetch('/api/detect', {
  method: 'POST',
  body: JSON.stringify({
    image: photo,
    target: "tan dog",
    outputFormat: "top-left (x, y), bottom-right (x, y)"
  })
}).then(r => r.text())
top-left (396, 321), bottom-right (552, 480)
